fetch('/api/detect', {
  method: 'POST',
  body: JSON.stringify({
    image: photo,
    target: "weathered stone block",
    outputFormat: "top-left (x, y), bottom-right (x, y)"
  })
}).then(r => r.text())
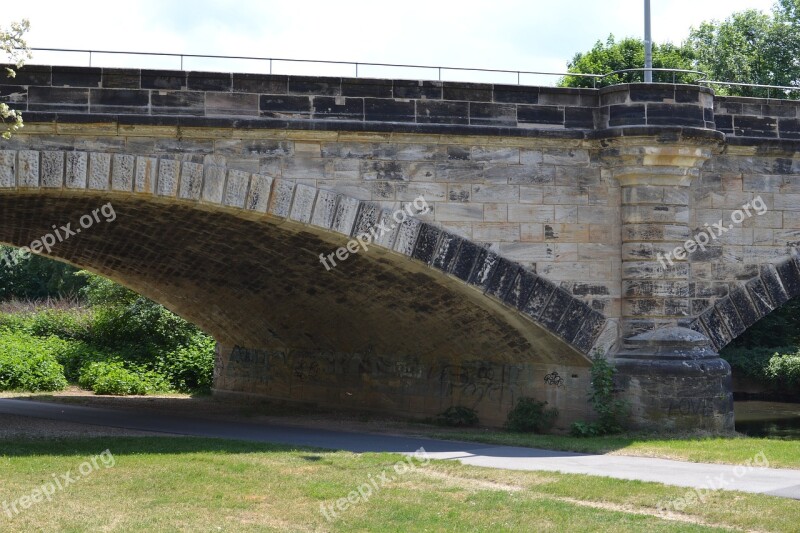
top-left (572, 310), bottom-right (606, 353)
top-left (412, 223), bottom-right (442, 264)
top-left (156, 158), bottom-right (179, 197)
top-left (331, 196), bottom-right (360, 235)
top-left (40, 151), bottom-right (64, 188)
top-left (451, 240), bottom-right (485, 282)
top-left (538, 288), bottom-right (573, 332)
top-left (179, 161), bottom-right (204, 200)
top-left (775, 257), bottom-right (800, 298)
top-left (469, 250), bottom-right (500, 291)
top-left (417, 100), bottom-right (469, 124)
top-left (699, 308), bottom-right (732, 350)
top-left (393, 216), bottom-right (422, 256)
top-left (151, 91), bottom-right (205, 116)
top-left (90, 88), bottom-right (148, 113)
top-left (313, 97), bottom-right (363, 120)
top-left (0, 151), bottom-right (15, 188)
top-left (364, 98), bottom-right (415, 122)
top-left (110, 154), bottom-right (135, 192)
top-left (310, 189), bottom-right (339, 229)
top-left (518, 105), bottom-right (562, 125)
top-left (224, 169), bottom-right (251, 209)
top-left (17, 150), bottom-right (39, 188)
top-left (133, 156), bottom-right (157, 194)
top-left (715, 298), bottom-right (745, 339)
top-left (206, 93), bottom-right (258, 116)
top-left (245, 173), bottom-right (273, 212)
top-left (520, 277), bottom-right (557, 320)
top-left (485, 258), bottom-right (519, 299)
top-left (201, 165), bottom-right (225, 204)
top-left (289, 183), bottom-right (317, 223)
top-left (760, 264), bottom-right (789, 307)
top-left (264, 178), bottom-right (294, 216)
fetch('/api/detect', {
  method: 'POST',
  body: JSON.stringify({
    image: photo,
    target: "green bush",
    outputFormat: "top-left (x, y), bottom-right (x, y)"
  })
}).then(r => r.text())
top-left (0, 271), bottom-right (216, 395)
top-left (79, 272), bottom-right (199, 353)
top-left (78, 361), bottom-right (170, 396)
top-left (28, 309), bottom-right (92, 340)
top-left (720, 346), bottom-right (782, 382)
top-left (505, 397), bottom-right (558, 433)
top-left (54, 340), bottom-right (116, 383)
top-left (570, 355), bottom-right (628, 438)
top-left (765, 352), bottom-right (800, 388)
top-left (435, 406), bottom-right (479, 427)
top-left (0, 329), bottom-right (68, 391)
top-left (155, 335), bottom-right (216, 393)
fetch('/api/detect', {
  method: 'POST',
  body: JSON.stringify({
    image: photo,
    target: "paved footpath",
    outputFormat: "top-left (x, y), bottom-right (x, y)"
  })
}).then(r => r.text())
top-left (1, 398), bottom-right (798, 499)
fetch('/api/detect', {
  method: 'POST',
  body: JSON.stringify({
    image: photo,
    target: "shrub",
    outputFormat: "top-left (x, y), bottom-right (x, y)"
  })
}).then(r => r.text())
top-left (765, 352), bottom-right (800, 388)
top-left (79, 272), bottom-right (199, 352)
top-left (505, 397), bottom-right (558, 433)
top-left (720, 346), bottom-right (782, 382)
top-left (0, 329), bottom-right (68, 391)
top-left (78, 361), bottom-right (170, 396)
top-left (435, 406), bottom-right (479, 427)
top-left (570, 355), bottom-right (629, 437)
top-left (54, 340), bottom-right (116, 383)
top-left (155, 335), bottom-right (216, 393)
top-left (28, 309), bottom-right (92, 340)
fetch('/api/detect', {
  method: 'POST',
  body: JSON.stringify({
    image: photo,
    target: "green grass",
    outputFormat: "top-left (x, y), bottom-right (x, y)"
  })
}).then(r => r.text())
top-left (0, 437), bottom-right (797, 532)
top-left (424, 429), bottom-right (800, 469)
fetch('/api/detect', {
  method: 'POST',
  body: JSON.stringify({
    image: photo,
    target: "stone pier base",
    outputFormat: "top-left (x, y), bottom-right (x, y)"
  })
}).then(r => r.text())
top-left (613, 328), bottom-right (735, 431)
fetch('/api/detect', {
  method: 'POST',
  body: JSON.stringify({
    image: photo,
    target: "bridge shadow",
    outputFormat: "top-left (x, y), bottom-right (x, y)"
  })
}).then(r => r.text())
top-left (0, 395), bottom-right (596, 458)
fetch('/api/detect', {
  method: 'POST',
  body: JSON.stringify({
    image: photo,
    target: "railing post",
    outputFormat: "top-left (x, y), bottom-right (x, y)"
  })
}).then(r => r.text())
top-left (517, 71), bottom-right (520, 85)
top-left (355, 62), bottom-right (359, 78)
top-left (438, 67), bottom-right (441, 81)
top-left (180, 55), bottom-right (184, 70)
top-left (89, 51), bottom-right (92, 67)
top-left (269, 59), bottom-right (273, 75)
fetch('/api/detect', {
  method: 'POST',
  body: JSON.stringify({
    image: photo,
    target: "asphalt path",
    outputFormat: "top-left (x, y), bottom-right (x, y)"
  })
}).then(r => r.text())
top-left (1, 398), bottom-right (798, 499)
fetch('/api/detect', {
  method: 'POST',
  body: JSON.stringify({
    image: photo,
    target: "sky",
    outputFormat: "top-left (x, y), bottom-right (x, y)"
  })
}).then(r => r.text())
top-left (3, 0), bottom-right (777, 86)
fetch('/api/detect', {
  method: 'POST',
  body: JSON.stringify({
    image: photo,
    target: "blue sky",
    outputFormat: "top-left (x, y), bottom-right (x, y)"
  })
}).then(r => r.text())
top-left (4, 0), bottom-right (776, 85)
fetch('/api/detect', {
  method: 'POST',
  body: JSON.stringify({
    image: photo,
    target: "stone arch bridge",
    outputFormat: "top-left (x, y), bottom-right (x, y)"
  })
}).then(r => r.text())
top-left (3, 65), bottom-right (800, 429)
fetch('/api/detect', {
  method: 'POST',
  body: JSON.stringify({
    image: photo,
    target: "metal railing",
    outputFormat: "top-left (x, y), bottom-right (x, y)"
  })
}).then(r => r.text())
top-left (26, 47), bottom-right (605, 86)
top-left (698, 79), bottom-right (800, 98)
top-left (601, 67), bottom-right (707, 84)
top-left (21, 48), bottom-right (800, 96)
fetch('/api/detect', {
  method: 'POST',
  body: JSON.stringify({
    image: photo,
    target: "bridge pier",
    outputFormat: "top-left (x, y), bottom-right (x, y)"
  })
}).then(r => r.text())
top-left (599, 108), bottom-right (734, 429)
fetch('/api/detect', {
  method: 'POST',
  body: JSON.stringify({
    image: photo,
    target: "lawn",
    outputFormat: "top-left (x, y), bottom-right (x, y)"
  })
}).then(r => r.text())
top-left (0, 437), bottom-right (797, 532)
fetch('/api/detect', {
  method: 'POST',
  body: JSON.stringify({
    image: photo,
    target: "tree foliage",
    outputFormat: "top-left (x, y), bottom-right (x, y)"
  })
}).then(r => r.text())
top-left (687, 2), bottom-right (800, 97)
top-left (0, 246), bottom-right (86, 300)
top-left (562, 1), bottom-right (800, 97)
top-left (561, 35), bottom-right (696, 88)
top-left (1, 19), bottom-right (30, 139)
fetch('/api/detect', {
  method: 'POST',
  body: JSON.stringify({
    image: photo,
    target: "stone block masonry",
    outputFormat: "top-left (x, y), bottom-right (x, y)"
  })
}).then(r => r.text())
top-left (4, 66), bottom-right (800, 430)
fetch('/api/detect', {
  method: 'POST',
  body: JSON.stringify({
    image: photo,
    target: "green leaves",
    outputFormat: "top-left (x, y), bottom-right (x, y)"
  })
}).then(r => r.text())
top-left (563, 3), bottom-right (800, 98)
top-left (561, 35), bottom-right (696, 88)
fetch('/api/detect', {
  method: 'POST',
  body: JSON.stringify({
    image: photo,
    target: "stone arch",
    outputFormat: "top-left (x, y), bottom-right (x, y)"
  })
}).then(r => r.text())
top-left (688, 250), bottom-right (800, 351)
top-left (0, 149), bottom-right (606, 361)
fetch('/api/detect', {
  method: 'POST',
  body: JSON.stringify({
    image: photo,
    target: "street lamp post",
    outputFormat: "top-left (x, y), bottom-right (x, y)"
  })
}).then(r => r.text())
top-left (644, 0), bottom-right (653, 82)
